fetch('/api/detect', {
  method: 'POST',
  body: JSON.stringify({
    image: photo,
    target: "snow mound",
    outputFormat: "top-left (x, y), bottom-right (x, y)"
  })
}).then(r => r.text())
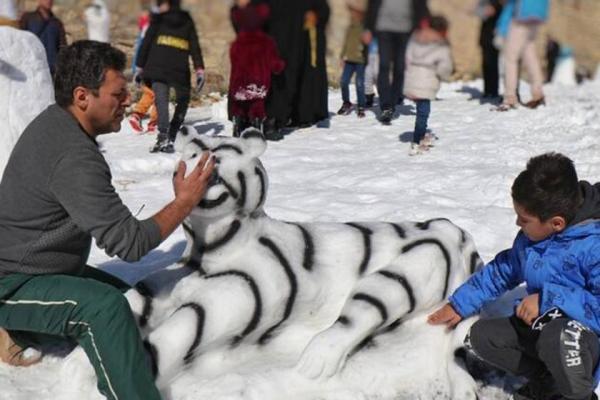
top-left (0, 27), bottom-right (54, 178)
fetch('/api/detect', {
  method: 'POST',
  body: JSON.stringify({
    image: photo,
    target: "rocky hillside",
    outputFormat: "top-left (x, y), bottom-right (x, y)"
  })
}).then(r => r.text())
top-left (18, 0), bottom-right (600, 94)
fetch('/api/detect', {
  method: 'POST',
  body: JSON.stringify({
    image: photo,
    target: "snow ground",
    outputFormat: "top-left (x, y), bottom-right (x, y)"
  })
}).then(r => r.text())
top-left (0, 79), bottom-right (599, 399)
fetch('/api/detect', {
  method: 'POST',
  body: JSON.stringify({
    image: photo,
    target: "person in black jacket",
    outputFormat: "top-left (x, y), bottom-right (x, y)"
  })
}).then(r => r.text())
top-left (20, 0), bottom-right (67, 75)
top-left (477, 0), bottom-right (503, 99)
top-left (136, 0), bottom-right (205, 153)
top-left (362, 0), bottom-right (430, 125)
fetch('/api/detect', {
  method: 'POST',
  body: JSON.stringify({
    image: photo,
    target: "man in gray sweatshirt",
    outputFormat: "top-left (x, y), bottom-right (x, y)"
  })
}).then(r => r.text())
top-left (0, 40), bottom-right (214, 400)
top-left (363, 0), bottom-right (430, 125)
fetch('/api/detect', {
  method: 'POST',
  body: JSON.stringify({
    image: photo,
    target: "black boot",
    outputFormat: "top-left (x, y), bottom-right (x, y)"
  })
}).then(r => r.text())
top-left (365, 94), bottom-right (374, 108)
top-left (250, 117), bottom-right (265, 132)
top-left (233, 116), bottom-right (249, 138)
top-left (263, 118), bottom-right (283, 141)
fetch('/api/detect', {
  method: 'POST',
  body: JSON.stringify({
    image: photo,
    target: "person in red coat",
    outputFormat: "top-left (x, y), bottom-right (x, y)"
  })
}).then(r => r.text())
top-left (229, 0), bottom-right (285, 138)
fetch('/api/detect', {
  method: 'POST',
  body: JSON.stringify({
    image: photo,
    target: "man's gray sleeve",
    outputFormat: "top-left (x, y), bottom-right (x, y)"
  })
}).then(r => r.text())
top-left (49, 147), bottom-right (162, 261)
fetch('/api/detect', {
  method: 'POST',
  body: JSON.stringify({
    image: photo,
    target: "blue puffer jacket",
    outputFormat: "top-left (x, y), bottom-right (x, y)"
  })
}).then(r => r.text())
top-left (450, 181), bottom-right (600, 382)
top-left (496, 0), bottom-right (549, 38)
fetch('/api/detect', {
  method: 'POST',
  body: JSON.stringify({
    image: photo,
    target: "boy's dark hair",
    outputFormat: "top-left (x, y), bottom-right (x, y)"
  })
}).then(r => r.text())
top-left (512, 152), bottom-right (582, 223)
top-left (157, 0), bottom-right (180, 8)
top-left (54, 41), bottom-right (126, 107)
top-left (429, 15), bottom-right (449, 35)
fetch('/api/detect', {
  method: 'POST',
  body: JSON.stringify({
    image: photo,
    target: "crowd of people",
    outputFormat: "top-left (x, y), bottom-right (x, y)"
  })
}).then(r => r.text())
top-left (0, 1), bottom-right (599, 400)
top-left (2, 0), bottom-right (575, 154)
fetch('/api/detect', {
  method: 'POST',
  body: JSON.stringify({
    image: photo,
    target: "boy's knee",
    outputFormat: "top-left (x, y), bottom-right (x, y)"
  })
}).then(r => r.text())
top-left (465, 319), bottom-right (488, 354)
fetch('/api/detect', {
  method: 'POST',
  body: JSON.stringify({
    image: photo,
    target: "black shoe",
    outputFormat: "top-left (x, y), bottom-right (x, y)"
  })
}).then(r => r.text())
top-left (512, 372), bottom-right (560, 400)
top-left (379, 108), bottom-right (393, 125)
top-left (357, 107), bottom-right (366, 118)
top-left (160, 139), bottom-right (175, 154)
top-left (250, 117), bottom-right (264, 132)
top-left (337, 102), bottom-right (353, 115)
top-left (150, 137), bottom-right (165, 153)
top-left (264, 129), bottom-right (283, 141)
top-left (365, 94), bottom-right (374, 108)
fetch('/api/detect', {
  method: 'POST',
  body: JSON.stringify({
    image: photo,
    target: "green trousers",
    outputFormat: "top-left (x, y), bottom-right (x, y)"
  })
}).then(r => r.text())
top-left (0, 267), bottom-right (162, 400)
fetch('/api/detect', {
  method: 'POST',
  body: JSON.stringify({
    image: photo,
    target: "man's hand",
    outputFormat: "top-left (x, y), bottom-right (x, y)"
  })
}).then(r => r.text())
top-left (152, 153), bottom-right (216, 241)
top-left (516, 293), bottom-right (540, 326)
top-left (427, 303), bottom-right (463, 330)
top-left (173, 153), bottom-right (215, 212)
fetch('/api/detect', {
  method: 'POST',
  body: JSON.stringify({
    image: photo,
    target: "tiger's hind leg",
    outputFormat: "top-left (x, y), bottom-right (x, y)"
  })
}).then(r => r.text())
top-left (298, 241), bottom-right (456, 379)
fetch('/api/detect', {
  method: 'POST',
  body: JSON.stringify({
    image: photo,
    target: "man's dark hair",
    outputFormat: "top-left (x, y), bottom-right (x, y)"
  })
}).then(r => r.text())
top-left (54, 40), bottom-right (126, 107)
top-left (511, 152), bottom-right (582, 223)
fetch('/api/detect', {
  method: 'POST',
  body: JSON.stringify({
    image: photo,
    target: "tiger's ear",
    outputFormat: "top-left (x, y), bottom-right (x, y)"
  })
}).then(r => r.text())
top-left (174, 124), bottom-right (197, 152)
top-left (240, 128), bottom-right (267, 158)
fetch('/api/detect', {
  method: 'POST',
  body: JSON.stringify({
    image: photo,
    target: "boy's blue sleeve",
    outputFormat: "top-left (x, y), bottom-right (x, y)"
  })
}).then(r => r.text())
top-left (449, 234), bottom-right (525, 317)
top-left (540, 246), bottom-right (600, 334)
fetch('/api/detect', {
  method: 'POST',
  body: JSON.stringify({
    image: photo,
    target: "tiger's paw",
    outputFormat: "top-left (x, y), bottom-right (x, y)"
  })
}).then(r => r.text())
top-left (296, 329), bottom-right (353, 379)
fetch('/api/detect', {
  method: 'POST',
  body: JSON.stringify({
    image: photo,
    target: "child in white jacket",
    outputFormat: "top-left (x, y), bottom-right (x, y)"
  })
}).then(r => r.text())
top-left (403, 16), bottom-right (453, 156)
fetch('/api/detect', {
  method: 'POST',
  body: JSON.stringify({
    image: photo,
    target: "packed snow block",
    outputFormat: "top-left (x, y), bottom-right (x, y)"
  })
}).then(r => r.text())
top-left (84, 0), bottom-right (110, 43)
top-left (552, 47), bottom-right (577, 86)
top-left (127, 128), bottom-right (485, 399)
top-left (0, 27), bottom-right (54, 178)
top-left (0, 0), bottom-right (17, 20)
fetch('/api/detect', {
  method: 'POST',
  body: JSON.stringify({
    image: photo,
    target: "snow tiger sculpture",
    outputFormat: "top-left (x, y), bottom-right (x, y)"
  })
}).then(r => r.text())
top-left (125, 128), bottom-right (484, 398)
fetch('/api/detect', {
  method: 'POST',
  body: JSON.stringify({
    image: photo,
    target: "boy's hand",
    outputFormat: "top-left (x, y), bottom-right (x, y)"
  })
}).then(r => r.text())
top-left (516, 293), bottom-right (540, 325)
top-left (427, 303), bottom-right (462, 329)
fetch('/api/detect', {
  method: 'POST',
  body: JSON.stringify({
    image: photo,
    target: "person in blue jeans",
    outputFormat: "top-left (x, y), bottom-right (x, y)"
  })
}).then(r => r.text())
top-left (363, 0), bottom-right (430, 125)
top-left (429, 153), bottom-right (600, 400)
top-left (337, 0), bottom-right (368, 118)
top-left (402, 16), bottom-right (452, 156)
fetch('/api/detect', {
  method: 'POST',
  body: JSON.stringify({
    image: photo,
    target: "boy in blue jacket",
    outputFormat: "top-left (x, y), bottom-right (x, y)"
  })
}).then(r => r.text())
top-left (429, 152), bottom-right (600, 400)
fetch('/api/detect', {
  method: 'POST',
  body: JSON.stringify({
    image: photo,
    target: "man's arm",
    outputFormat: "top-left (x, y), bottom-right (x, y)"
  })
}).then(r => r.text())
top-left (152, 154), bottom-right (214, 240)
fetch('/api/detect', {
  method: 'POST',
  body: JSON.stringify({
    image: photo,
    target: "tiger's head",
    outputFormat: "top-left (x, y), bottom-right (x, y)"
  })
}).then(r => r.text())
top-left (177, 126), bottom-right (269, 220)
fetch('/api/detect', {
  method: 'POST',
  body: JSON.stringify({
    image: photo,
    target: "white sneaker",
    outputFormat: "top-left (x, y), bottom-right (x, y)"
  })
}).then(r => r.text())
top-left (421, 132), bottom-right (438, 148)
top-left (408, 143), bottom-right (425, 156)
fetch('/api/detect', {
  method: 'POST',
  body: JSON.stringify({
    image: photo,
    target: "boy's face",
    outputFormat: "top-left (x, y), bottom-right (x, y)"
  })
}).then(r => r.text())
top-left (513, 201), bottom-right (565, 242)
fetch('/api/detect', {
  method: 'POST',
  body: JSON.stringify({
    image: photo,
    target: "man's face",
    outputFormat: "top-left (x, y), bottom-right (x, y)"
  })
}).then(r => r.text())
top-left (513, 201), bottom-right (556, 242)
top-left (86, 69), bottom-right (130, 135)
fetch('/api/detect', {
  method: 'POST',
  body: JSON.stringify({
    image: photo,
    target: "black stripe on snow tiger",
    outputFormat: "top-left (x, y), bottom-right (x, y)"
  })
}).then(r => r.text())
top-left (124, 128), bottom-right (484, 395)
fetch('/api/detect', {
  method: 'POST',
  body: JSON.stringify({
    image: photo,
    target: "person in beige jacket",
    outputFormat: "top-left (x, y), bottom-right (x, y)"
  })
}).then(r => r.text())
top-left (403, 16), bottom-right (453, 156)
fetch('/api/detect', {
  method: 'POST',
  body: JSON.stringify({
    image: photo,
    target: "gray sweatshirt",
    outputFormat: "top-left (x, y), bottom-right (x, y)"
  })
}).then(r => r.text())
top-left (0, 104), bottom-right (162, 276)
top-left (376, 0), bottom-right (413, 33)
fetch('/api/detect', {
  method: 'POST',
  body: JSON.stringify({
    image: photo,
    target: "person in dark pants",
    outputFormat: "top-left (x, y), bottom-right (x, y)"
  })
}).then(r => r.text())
top-left (19, 0), bottom-right (67, 75)
top-left (337, 0), bottom-right (368, 118)
top-left (477, 0), bottom-right (503, 99)
top-left (256, 0), bottom-right (330, 140)
top-left (228, 0), bottom-right (285, 137)
top-left (429, 153), bottom-right (600, 400)
top-left (0, 40), bottom-right (215, 400)
top-left (363, 0), bottom-right (430, 125)
top-left (136, 0), bottom-right (205, 153)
